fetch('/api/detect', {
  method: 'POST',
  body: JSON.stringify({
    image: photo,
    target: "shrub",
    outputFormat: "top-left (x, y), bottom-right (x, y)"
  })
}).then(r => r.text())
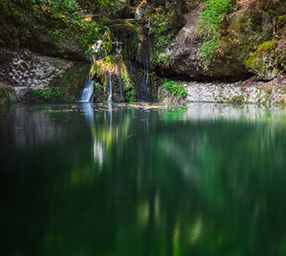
top-left (33, 87), bottom-right (65, 102)
top-left (197, 0), bottom-right (235, 67)
top-left (163, 80), bottom-right (187, 99)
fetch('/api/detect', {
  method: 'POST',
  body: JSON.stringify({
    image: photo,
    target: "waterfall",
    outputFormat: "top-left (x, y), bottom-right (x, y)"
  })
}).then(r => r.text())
top-left (142, 35), bottom-right (150, 101)
top-left (108, 69), bottom-right (113, 102)
top-left (124, 30), bottom-right (141, 101)
top-left (118, 75), bottom-right (124, 102)
top-left (78, 66), bottom-right (94, 102)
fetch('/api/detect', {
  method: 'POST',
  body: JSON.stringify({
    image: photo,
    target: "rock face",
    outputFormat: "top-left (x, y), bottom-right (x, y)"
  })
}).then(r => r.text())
top-left (88, 19), bottom-right (158, 102)
top-left (0, 47), bottom-right (88, 101)
top-left (0, 47), bottom-right (74, 88)
top-left (166, 4), bottom-right (274, 81)
top-left (158, 73), bottom-right (286, 104)
top-left (90, 58), bottom-right (135, 102)
top-left (246, 41), bottom-right (280, 80)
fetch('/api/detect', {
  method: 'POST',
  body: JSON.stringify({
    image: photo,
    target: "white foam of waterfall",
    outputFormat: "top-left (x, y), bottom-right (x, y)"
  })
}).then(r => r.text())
top-left (78, 66), bottom-right (94, 102)
top-left (145, 69), bottom-right (149, 94)
top-left (108, 69), bottom-right (113, 102)
top-left (124, 30), bottom-right (140, 101)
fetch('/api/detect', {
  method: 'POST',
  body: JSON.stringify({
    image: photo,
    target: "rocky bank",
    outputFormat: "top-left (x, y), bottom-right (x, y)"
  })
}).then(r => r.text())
top-left (1, 0), bottom-right (286, 106)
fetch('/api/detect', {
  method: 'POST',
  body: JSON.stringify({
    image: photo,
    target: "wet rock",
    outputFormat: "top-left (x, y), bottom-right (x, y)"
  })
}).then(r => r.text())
top-left (246, 41), bottom-right (280, 81)
top-left (89, 20), bottom-right (154, 102)
top-left (37, 35), bottom-right (85, 61)
top-left (167, 5), bottom-right (273, 81)
top-left (278, 39), bottom-right (286, 73)
top-left (135, 0), bottom-right (148, 19)
top-left (90, 58), bottom-right (135, 102)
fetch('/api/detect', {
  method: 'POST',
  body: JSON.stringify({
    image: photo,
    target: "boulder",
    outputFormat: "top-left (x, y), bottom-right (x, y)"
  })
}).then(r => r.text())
top-left (167, 5), bottom-right (274, 81)
top-left (246, 41), bottom-right (280, 81)
top-left (0, 46), bottom-right (88, 101)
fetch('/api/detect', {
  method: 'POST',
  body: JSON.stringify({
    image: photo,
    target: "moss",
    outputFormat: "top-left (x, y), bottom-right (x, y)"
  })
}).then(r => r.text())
top-left (121, 49), bottom-right (139, 89)
top-left (222, 9), bottom-right (273, 69)
top-left (0, 83), bottom-right (17, 106)
top-left (236, 11), bottom-right (264, 34)
top-left (245, 53), bottom-right (262, 69)
top-left (245, 41), bottom-right (280, 80)
top-left (49, 62), bottom-right (89, 101)
top-left (231, 95), bottom-right (245, 103)
top-left (246, 41), bottom-right (278, 68)
top-left (260, 41), bottom-right (277, 51)
top-left (279, 51), bottom-right (286, 71)
top-left (81, 64), bottom-right (91, 85)
top-left (90, 62), bottom-right (104, 79)
top-left (261, 87), bottom-right (272, 102)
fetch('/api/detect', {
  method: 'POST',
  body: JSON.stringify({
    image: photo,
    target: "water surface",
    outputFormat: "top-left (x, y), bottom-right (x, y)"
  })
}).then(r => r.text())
top-left (1, 102), bottom-right (286, 256)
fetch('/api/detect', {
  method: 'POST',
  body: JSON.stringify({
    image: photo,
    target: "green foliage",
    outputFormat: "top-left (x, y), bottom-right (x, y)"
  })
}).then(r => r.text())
top-left (93, 82), bottom-right (106, 101)
top-left (121, 74), bottom-right (129, 86)
top-left (0, 85), bottom-right (16, 105)
top-left (197, 0), bottom-right (235, 67)
top-left (58, 73), bottom-right (75, 87)
top-left (33, 87), bottom-right (65, 102)
top-left (91, 62), bottom-right (104, 78)
top-left (259, 1), bottom-right (286, 34)
top-left (259, 0), bottom-right (286, 16)
top-left (148, 5), bottom-right (177, 65)
top-left (125, 88), bottom-right (136, 102)
top-left (79, 0), bottom-right (128, 17)
top-left (163, 79), bottom-right (187, 99)
top-left (0, 0), bottom-right (109, 58)
top-left (105, 54), bottom-right (118, 67)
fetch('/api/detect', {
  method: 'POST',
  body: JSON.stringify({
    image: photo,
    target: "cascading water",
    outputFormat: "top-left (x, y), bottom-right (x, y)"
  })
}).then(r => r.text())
top-left (124, 30), bottom-right (141, 101)
top-left (118, 75), bottom-right (124, 102)
top-left (78, 66), bottom-right (94, 102)
top-left (108, 69), bottom-right (113, 102)
top-left (86, 23), bottom-right (151, 103)
top-left (141, 33), bottom-right (151, 101)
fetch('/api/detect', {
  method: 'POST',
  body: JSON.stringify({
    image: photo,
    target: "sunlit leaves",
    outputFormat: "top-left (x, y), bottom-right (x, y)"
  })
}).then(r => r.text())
top-left (197, 0), bottom-right (235, 67)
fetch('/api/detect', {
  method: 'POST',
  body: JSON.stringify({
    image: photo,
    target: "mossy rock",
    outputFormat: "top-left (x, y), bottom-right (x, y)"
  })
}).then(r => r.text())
top-left (279, 50), bottom-right (286, 72)
top-left (226, 10), bottom-right (273, 62)
top-left (0, 83), bottom-right (17, 106)
top-left (90, 56), bottom-right (137, 102)
top-left (237, 11), bottom-right (264, 33)
top-left (49, 62), bottom-right (90, 101)
top-left (245, 41), bottom-right (280, 80)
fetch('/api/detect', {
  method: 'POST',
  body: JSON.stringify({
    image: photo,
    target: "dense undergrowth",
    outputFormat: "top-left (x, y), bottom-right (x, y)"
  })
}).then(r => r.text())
top-left (0, 0), bottom-right (111, 58)
top-left (197, 0), bottom-right (235, 67)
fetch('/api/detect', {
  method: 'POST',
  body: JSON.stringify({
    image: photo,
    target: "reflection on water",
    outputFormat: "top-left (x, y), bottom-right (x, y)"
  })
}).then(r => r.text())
top-left (1, 102), bottom-right (286, 256)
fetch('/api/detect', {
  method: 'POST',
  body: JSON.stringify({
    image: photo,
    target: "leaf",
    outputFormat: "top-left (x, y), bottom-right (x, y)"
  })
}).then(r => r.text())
top-left (127, 134), bottom-right (135, 139)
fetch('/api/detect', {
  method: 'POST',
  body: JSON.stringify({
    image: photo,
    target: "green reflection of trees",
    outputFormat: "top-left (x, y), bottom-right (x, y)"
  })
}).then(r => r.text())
top-left (2, 104), bottom-right (286, 255)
